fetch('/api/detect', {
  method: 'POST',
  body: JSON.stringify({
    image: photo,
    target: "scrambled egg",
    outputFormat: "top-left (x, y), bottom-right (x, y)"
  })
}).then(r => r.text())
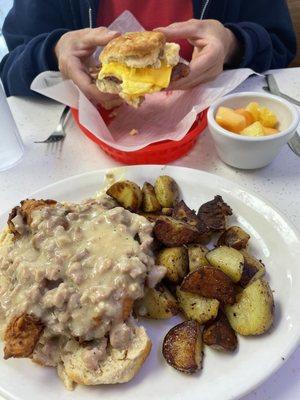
top-left (100, 62), bottom-right (172, 98)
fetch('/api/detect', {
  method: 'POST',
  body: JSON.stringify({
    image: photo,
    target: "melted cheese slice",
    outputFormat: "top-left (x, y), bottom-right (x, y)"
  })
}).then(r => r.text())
top-left (100, 62), bottom-right (172, 97)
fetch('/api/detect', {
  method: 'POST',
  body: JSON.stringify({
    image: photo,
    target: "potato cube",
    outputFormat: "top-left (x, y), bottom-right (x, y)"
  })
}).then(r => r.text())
top-left (215, 107), bottom-right (246, 133)
top-left (241, 121), bottom-right (265, 137)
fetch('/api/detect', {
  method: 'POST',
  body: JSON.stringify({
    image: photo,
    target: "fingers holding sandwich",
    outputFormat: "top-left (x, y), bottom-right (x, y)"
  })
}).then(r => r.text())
top-left (54, 27), bottom-right (121, 106)
top-left (156, 20), bottom-right (240, 90)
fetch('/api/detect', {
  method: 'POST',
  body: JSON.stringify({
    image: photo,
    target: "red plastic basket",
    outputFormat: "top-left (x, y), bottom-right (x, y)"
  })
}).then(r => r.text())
top-left (71, 106), bottom-right (207, 165)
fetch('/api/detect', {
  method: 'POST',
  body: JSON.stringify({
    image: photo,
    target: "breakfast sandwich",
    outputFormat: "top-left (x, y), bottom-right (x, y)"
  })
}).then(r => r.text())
top-left (97, 31), bottom-right (189, 108)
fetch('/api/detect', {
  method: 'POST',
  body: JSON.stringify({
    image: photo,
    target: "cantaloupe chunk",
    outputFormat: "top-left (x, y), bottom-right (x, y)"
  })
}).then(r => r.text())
top-left (246, 102), bottom-right (261, 121)
top-left (241, 121), bottom-right (265, 137)
top-left (263, 126), bottom-right (279, 135)
top-left (258, 107), bottom-right (278, 128)
top-left (216, 107), bottom-right (246, 133)
top-left (235, 108), bottom-right (255, 126)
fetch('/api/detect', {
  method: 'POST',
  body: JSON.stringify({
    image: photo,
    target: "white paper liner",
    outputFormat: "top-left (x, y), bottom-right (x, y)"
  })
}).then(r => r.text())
top-left (31, 11), bottom-right (255, 151)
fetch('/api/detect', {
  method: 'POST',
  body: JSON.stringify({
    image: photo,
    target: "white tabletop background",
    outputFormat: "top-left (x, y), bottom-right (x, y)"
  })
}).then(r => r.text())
top-left (0, 73), bottom-right (299, 400)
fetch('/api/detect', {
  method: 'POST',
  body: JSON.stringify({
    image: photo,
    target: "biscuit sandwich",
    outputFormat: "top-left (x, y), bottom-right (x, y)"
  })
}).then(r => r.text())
top-left (97, 31), bottom-right (189, 108)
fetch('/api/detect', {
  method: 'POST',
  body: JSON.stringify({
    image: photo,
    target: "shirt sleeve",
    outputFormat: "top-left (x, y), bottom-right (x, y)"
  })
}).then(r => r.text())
top-left (0, 0), bottom-right (71, 97)
top-left (224, 0), bottom-right (296, 72)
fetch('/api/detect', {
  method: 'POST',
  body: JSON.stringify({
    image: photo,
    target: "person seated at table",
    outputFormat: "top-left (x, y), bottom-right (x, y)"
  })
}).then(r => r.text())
top-left (0, 0), bottom-right (296, 106)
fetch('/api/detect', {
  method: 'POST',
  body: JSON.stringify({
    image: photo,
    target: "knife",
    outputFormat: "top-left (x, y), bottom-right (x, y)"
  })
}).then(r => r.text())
top-left (264, 74), bottom-right (300, 106)
top-left (264, 74), bottom-right (300, 156)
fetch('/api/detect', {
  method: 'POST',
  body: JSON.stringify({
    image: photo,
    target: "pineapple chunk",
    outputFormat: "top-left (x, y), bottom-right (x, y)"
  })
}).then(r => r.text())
top-left (235, 108), bottom-right (255, 127)
top-left (263, 126), bottom-right (279, 135)
top-left (216, 107), bottom-right (246, 133)
top-left (246, 102), bottom-right (260, 121)
top-left (258, 107), bottom-right (278, 128)
top-left (241, 121), bottom-right (265, 137)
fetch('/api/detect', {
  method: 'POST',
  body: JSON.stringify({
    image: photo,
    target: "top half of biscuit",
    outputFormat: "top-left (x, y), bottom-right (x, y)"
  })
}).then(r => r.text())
top-left (100, 31), bottom-right (180, 69)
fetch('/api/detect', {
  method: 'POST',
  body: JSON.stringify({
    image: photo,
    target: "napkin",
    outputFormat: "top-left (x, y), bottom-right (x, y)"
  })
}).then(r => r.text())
top-left (31, 11), bottom-right (255, 152)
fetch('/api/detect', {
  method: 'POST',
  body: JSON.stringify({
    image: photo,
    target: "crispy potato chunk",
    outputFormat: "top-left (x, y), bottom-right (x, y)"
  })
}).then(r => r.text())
top-left (154, 176), bottom-right (179, 208)
top-left (176, 287), bottom-right (219, 324)
top-left (172, 200), bottom-right (199, 228)
top-left (163, 320), bottom-right (202, 373)
top-left (225, 279), bottom-right (274, 336)
top-left (142, 182), bottom-right (161, 212)
top-left (106, 180), bottom-right (142, 212)
top-left (156, 247), bottom-right (188, 284)
top-left (217, 226), bottom-right (250, 250)
top-left (154, 217), bottom-right (200, 247)
top-left (198, 195), bottom-right (232, 232)
top-left (206, 246), bottom-right (244, 283)
top-left (161, 207), bottom-right (173, 215)
top-left (181, 267), bottom-right (236, 305)
top-left (188, 245), bottom-right (209, 272)
top-left (203, 312), bottom-right (238, 352)
top-left (139, 212), bottom-right (163, 222)
top-left (4, 314), bottom-right (44, 359)
top-left (238, 250), bottom-right (266, 288)
top-left (172, 200), bottom-right (210, 240)
top-left (134, 285), bottom-right (179, 319)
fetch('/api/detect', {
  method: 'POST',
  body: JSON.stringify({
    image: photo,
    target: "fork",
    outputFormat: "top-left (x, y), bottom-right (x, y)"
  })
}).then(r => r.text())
top-left (35, 106), bottom-right (70, 150)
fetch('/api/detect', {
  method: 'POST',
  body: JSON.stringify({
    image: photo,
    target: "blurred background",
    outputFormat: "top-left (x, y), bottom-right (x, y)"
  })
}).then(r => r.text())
top-left (0, 0), bottom-right (12, 60)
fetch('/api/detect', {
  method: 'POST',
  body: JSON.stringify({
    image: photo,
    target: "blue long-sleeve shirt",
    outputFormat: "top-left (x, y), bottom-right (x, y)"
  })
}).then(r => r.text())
top-left (0, 0), bottom-right (297, 97)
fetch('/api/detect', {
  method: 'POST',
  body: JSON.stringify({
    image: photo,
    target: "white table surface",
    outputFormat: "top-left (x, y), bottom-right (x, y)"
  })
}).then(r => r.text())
top-left (1, 73), bottom-right (300, 400)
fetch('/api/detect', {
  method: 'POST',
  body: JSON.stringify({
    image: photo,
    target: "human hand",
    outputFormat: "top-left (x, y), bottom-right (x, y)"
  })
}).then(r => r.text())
top-left (156, 20), bottom-right (240, 90)
top-left (54, 27), bottom-right (121, 106)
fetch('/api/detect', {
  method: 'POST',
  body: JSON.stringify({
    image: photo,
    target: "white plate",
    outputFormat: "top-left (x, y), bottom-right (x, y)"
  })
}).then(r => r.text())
top-left (1, 165), bottom-right (300, 400)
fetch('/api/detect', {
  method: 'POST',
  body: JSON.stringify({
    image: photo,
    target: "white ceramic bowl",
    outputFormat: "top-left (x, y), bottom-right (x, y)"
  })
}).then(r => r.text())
top-left (207, 92), bottom-right (300, 169)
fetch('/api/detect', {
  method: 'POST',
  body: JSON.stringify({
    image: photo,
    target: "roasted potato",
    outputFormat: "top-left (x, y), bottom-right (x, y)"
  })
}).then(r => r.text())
top-left (154, 176), bottom-right (179, 208)
top-left (225, 278), bottom-right (274, 336)
top-left (172, 201), bottom-right (210, 241)
top-left (154, 217), bottom-right (200, 247)
top-left (206, 246), bottom-right (244, 283)
top-left (156, 247), bottom-right (189, 284)
top-left (139, 212), bottom-right (163, 222)
top-left (134, 284), bottom-right (179, 319)
top-left (142, 182), bottom-right (161, 212)
top-left (176, 287), bottom-right (219, 324)
top-left (106, 180), bottom-right (142, 212)
top-left (181, 267), bottom-right (236, 305)
top-left (203, 312), bottom-right (238, 352)
top-left (217, 226), bottom-right (250, 250)
top-left (188, 245), bottom-right (209, 272)
top-left (161, 207), bottom-right (173, 215)
top-left (172, 200), bottom-right (199, 227)
top-left (198, 195), bottom-right (232, 232)
top-left (4, 314), bottom-right (44, 359)
top-left (162, 320), bottom-right (202, 373)
top-left (238, 250), bottom-right (266, 288)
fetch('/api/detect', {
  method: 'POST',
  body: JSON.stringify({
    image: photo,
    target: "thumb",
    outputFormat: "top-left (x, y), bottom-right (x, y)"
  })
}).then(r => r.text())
top-left (82, 27), bottom-right (120, 47)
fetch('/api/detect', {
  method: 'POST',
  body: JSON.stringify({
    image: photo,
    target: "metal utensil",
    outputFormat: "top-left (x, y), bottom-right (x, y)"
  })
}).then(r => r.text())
top-left (288, 132), bottom-right (300, 156)
top-left (265, 75), bottom-right (300, 156)
top-left (35, 106), bottom-right (70, 147)
top-left (264, 74), bottom-right (300, 106)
